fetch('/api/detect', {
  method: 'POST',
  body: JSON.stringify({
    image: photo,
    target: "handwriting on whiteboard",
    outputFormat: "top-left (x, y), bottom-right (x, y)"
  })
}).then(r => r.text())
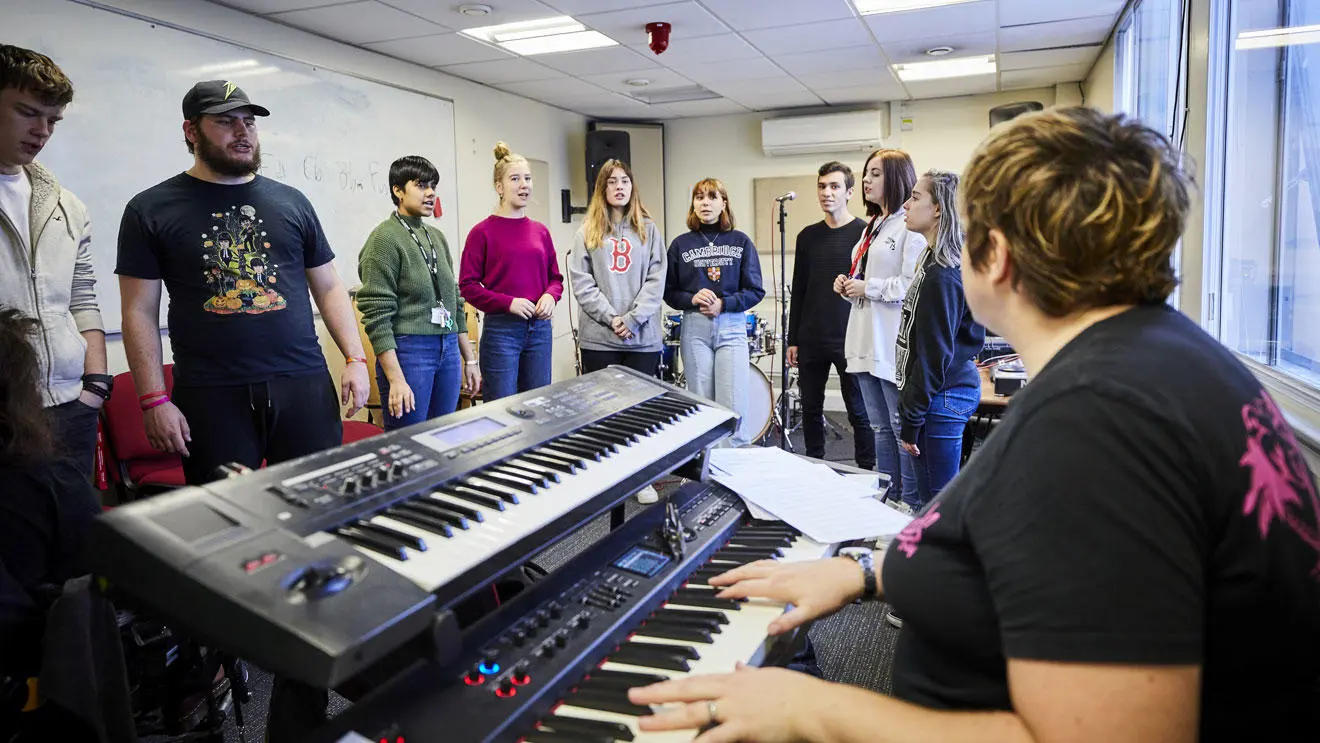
top-left (257, 153), bottom-right (386, 195)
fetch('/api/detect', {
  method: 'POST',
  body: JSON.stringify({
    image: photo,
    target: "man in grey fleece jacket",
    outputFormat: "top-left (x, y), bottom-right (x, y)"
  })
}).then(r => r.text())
top-left (0, 46), bottom-right (108, 477)
top-left (567, 213), bottom-right (667, 376)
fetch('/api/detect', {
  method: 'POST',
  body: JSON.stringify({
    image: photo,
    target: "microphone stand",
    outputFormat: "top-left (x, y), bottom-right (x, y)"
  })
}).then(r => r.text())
top-left (777, 198), bottom-right (790, 451)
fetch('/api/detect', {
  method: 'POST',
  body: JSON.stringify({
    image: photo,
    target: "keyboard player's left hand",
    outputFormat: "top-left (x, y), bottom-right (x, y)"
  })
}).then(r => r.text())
top-left (708, 557), bottom-right (867, 636)
top-left (629, 664), bottom-right (831, 743)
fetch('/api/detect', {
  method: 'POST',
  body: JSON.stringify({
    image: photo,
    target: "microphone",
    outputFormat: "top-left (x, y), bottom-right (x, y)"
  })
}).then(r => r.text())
top-left (774, 191), bottom-right (796, 202)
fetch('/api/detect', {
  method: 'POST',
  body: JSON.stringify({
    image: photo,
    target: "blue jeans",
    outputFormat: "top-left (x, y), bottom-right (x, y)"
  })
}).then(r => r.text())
top-left (853, 372), bottom-right (916, 506)
top-left (480, 315), bottom-right (553, 402)
top-left (680, 311), bottom-right (752, 446)
top-left (910, 384), bottom-right (979, 508)
top-left (377, 333), bottom-right (461, 431)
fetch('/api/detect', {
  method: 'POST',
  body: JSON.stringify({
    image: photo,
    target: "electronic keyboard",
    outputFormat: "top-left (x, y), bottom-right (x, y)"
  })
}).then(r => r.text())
top-left (89, 367), bottom-right (737, 689)
top-left (308, 480), bottom-right (836, 743)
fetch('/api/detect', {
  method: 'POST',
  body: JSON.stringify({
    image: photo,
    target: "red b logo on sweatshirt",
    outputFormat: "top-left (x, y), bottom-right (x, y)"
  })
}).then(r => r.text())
top-left (607, 237), bottom-right (632, 273)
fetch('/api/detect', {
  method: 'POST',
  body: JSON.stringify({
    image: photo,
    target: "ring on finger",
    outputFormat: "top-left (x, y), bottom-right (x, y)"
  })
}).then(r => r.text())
top-left (706, 699), bottom-right (720, 725)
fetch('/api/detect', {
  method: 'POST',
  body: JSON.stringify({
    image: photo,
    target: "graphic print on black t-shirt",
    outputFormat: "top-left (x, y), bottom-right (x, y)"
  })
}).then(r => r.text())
top-left (1240, 390), bottom-right (1320, 576)
top-left (201, 203), bottom-right (287, 314)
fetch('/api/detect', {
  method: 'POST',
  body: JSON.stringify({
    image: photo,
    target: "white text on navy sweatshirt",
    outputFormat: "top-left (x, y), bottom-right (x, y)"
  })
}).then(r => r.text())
top-left (663, 228), bottom-right (766, 313)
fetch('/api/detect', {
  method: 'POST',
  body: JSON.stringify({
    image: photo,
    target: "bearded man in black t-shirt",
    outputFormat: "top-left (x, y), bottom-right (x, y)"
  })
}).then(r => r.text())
top-left (623, 107), bottom-right (1320, 743)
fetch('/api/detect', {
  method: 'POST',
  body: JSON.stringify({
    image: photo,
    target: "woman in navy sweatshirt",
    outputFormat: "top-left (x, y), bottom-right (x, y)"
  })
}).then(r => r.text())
top-left (895, 170), bottom-right (985, 507)
top-left (664, 178), bottom-right (765, 446)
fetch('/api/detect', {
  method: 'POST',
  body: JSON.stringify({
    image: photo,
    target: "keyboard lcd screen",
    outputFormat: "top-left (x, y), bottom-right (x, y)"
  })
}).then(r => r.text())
top-left (423, 417), bottom-right (506, 450)
top-left (614, 546), bottom-right (670, 578)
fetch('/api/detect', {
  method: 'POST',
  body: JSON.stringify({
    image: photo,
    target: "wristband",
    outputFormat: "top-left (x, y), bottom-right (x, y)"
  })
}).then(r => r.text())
top-left (141, 395), bottom-right (170, 411)
top-left (465, 360), bottom-right (479, 367)
top-left (345, 356), bottom-right (368, 365)
top-left (82, 382), bottom-right (111, 400)
top-left (138, 390), bottom-right (167, 402)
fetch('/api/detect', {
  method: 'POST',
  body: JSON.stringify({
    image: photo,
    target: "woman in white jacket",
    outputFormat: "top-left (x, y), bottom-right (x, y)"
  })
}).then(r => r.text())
top-left (835, 149), bottom-right (926, 510)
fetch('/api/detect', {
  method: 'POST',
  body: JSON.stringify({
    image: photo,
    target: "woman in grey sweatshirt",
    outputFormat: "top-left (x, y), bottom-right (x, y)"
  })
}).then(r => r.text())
top-left (568, 159), bottom-right (667, 376)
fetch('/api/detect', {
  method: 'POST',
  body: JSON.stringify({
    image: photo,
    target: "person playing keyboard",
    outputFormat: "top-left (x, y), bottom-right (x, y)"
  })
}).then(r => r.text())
top-left (626, 107), bottom-right (1320, 743)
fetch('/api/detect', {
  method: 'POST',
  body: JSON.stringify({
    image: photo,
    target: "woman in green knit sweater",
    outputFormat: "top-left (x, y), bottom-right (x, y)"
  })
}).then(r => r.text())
top-left (357, 156), bottom-right (479, 429)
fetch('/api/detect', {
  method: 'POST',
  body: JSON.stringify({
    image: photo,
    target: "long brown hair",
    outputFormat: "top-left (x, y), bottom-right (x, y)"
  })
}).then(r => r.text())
top-left (0, 306), bottom-right (54, 464)
top-left (861, 148), bottom-right (917, 218)
top-left (685, 178), bottom-right (735, 232)
top-left (582, 159), bottom-right (651, 250)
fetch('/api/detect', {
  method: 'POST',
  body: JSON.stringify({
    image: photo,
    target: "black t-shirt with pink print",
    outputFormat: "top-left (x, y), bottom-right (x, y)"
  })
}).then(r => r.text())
top-left (881, 304), bottom-right (1320, 741)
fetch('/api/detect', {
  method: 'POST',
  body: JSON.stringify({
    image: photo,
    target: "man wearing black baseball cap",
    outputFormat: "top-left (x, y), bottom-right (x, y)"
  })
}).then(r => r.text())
top-left (117, 79), bottom-right (368, 735)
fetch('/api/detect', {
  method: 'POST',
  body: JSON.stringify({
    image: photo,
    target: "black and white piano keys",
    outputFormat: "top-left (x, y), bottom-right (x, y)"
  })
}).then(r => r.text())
top-left (521, 522), bottom-right (833, 743)
top-left (332, 394), bottom-right (732, 594)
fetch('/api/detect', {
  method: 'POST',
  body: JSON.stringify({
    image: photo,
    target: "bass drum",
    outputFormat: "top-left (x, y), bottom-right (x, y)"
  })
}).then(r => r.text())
top-left (741, 363), bottom-right (774, 444)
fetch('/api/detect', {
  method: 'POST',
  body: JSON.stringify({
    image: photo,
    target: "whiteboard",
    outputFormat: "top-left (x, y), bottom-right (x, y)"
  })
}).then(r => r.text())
top-left (8, 0), bottom-right (459, 332)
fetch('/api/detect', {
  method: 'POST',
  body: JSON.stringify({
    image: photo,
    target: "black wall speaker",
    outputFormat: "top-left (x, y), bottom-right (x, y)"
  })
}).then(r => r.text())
top-left (585, 129), bottom-right (631, 199)
top-left (988, 101), bottom-right (1044, 128)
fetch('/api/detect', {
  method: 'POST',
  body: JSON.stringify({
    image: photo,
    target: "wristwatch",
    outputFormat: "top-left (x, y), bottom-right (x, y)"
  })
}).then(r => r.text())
top-left (838, 547), bottom-right (877, 600)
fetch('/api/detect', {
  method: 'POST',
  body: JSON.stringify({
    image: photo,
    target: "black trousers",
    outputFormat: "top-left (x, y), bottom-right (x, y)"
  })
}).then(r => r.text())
top-left (171, 372), bottom-right (343, 486)
top-left (796, 344), bottom-right (875, 470)
top-left (46, 398), bottom-right (100, 479)
top-left (580, 348), bottom-right (661, 377)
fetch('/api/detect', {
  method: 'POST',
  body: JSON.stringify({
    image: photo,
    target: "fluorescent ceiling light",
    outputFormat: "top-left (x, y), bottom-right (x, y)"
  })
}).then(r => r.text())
top-left (628, 85), bottom-right (721, 105)
top-left (1235, 24), bottom-right (1320, 50)
top-left (894, 54), bottom-right (995, 81)
top-left (853, 0), bottom-right (981, 15)
top-left (461, 15), bottom-right (618, 56)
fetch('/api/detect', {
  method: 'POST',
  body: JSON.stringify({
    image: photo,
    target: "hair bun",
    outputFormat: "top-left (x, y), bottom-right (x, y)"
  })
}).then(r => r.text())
top-left (493, 141), bottom-right (511, 161)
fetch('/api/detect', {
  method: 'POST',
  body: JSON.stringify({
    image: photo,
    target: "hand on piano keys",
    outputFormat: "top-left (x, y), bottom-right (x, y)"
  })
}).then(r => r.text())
top-left (705, 556), bottom-right (871, 637)
top-left (517, 522), bottom-right (837, 743)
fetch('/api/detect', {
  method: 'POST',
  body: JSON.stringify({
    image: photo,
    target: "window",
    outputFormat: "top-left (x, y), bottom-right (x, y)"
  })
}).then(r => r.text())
top-left (1206, 0), bottom-right (1320, 395)
top-left (1115, 0), bottom-right (1186, 137)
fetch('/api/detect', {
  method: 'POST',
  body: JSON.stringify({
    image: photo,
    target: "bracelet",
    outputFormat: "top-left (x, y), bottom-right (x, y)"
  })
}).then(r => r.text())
top-left (141, 395), bottom-right (171, 411)
top-left (345, 356), bottom-right (368, 365)
top-left (465, 360), bottom-right (479, 367)
top-left (138, 390), bottom-right (167, 402)
top-left (82, 382), bottom-right (111, 400)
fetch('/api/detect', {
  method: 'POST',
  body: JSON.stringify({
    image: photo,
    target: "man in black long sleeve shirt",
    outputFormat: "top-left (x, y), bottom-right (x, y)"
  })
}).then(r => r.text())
top-left (787, 163), bottom-right (874, 469)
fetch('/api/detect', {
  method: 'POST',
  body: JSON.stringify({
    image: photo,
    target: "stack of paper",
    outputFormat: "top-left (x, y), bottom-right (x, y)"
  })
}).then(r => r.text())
top-left (707, 447), bottom-right (913, 543)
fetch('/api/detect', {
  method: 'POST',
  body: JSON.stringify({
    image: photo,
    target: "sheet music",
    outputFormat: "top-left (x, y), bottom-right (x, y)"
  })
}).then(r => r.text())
top-left (708, 448), bottom-right (913, 542)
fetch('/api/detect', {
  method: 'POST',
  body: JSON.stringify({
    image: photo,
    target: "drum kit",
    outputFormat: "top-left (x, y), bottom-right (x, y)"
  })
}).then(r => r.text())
top-left (657, 311), bottom-right (778, 442)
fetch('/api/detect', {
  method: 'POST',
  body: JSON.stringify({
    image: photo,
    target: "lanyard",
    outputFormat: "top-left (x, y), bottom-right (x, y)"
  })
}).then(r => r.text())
top-left (849, 214), bottom-right (888, 279)
top-left (393, 213), bottom-right (444, 296)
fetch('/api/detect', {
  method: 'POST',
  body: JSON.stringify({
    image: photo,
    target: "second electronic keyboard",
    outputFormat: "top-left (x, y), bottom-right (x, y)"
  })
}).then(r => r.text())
top-left (90, 367), bottom-right (737, 689)
top-left (308, 480), bottom-right (837, 743)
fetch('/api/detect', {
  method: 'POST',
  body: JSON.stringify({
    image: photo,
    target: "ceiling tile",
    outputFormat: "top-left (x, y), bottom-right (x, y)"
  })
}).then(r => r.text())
top-left (268, 1), bottom-right (445, 43)
top-left (999, 15), bottom-right (1114, 53)
top-left (999, 0), bottom-right (1126, 27)
top-left (864, 1), bottom-right (996, 43)
top-left (879, 31), bottom-right (996, 65)
top-left (724, 90), bottom-right (825, 111)
top-left (700, 0), bottom-right (857, 32)
top-left (496, 76), bottom-right (615, 100)
top-left (381, 0), bottom-right (558, 29)
top-left (705, 76), bottom-right (811, 99)
top-left (438, 57), bottom-right (564, 85)
top-left (541, 0), bottom-right (657, 15)
top-left (537, 45), bottom-right (660, 75)
top-left (815, 84), bottom-right (908, 104)
top-left (795, 67), bottom-right (900, 91)
top-left (580, 67), bottom-right (697, 93)
top-left (1000, 45), bottom-right (1101, 71)
top-left (902, 73), bottom-right (998, 99)
top-left (629, 33), bottom-right (763, 66)
top-left (742, 18), bottom-right (874, 55)
top-left (363, 32), bottom-right (513, 67)
top-left (1000, 63), bottom-right (1093, 90)
top-left (658, 98), bottom-right (752, 117)
top-left (579, 1), bottom-right (730, 45)
top-left (668, 56), bottom-right (784, 84)
top-left (212, 0), bottom-right (346, 14)
top-left (773, 45), bottom-right (891, 75)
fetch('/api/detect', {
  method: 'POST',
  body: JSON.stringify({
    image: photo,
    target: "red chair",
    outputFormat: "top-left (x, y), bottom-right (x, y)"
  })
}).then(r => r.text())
top-left (101, 365), bottom-right (186, 501)
top-left (100, 366), bottom-right (384, 503)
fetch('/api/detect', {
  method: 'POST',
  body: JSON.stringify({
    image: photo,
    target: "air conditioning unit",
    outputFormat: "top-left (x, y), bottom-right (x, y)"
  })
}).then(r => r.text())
top-left (761, 108), bottom-right (888, 157)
